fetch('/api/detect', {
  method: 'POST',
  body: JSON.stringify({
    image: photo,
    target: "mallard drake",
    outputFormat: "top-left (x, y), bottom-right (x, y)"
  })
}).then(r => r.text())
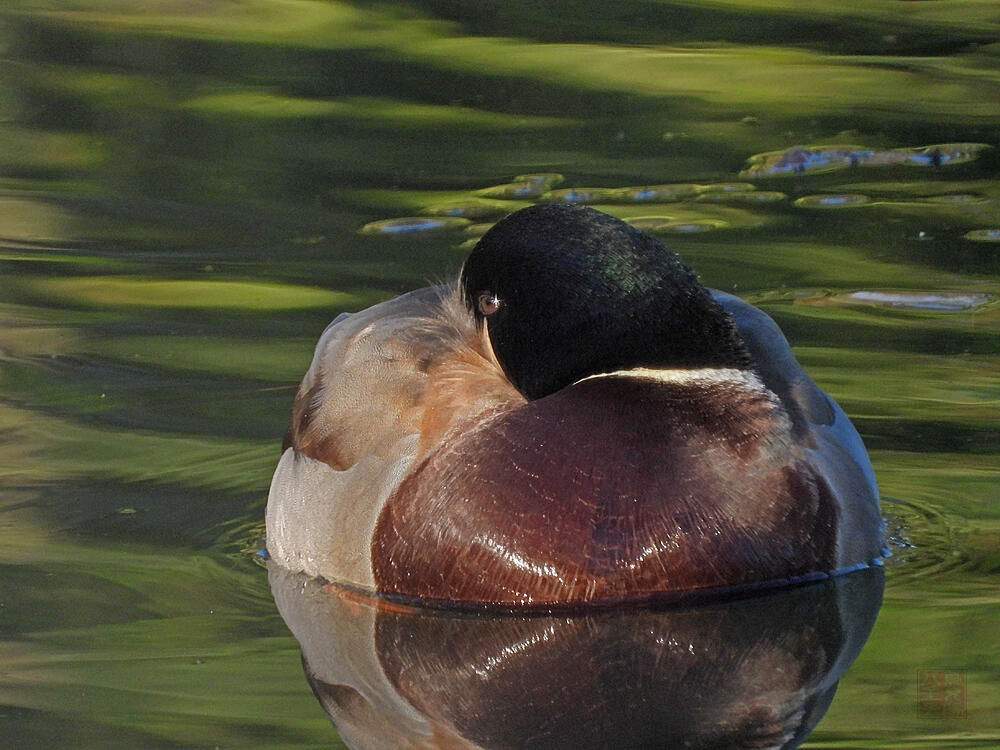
top-left (266, 204), bottom-right (883, 607)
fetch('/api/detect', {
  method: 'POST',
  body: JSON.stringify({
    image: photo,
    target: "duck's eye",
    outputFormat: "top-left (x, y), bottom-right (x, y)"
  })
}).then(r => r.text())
top-left (477, 292), bottom-right (501, 316)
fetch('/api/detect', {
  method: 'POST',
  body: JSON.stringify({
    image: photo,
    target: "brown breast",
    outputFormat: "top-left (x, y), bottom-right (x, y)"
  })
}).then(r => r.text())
top-left (371, 374), bottom-right (837, 607)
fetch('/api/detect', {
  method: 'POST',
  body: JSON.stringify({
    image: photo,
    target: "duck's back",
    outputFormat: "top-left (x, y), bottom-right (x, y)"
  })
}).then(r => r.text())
top-left (712, 291), bottom-right (882, 573)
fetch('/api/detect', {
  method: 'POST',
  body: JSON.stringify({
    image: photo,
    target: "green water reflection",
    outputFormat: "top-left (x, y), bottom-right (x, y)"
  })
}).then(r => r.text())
top-left (1, 1), bottom-right (997, 747)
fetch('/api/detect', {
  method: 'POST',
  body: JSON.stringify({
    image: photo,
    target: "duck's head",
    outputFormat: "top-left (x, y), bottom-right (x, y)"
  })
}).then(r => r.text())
top-left (460, 204), bottom-right (751, 400)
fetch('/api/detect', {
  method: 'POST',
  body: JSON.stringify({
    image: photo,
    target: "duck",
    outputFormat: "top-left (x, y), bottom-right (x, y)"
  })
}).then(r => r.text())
top-left (266, 203), bottom-right (883, 608)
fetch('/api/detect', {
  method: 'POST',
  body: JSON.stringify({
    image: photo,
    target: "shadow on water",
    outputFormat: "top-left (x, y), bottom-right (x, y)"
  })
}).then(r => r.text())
top-left (271, 565), bottom-right (884, 750)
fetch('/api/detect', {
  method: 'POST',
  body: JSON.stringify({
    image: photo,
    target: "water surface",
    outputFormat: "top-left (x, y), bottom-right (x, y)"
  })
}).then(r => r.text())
top-left (1, 1), bottom-right (998, 747)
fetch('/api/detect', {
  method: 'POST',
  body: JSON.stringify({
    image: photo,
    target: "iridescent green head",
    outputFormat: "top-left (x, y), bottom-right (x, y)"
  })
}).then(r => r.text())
top-left (461, 204), bottom-right (750, 400)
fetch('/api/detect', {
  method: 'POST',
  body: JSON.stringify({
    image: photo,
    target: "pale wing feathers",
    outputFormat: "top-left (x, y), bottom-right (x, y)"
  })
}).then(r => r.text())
top-left (270, 284), bottom-right (522, 585)
top-left (290, 283), bottom-right (523, 471)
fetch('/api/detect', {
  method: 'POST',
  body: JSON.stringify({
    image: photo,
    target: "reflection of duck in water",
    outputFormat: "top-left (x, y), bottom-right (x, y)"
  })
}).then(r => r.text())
top-left (267, 204), bottom-right (883, 607)
top-left (270, 564), bottom-right (884, 750)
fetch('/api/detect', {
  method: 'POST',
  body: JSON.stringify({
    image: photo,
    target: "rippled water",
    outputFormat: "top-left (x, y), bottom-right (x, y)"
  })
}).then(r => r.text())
top-left (1, 2), bottom-right (998, 748)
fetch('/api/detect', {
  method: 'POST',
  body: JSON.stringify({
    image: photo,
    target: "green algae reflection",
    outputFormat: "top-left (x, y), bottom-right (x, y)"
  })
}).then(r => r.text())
top-left (29, 277), bottom-right (363, 310)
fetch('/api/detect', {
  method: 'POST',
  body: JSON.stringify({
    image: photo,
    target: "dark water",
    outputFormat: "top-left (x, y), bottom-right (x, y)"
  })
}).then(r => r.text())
top-left (1, 2), bottom-right (998, 748)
